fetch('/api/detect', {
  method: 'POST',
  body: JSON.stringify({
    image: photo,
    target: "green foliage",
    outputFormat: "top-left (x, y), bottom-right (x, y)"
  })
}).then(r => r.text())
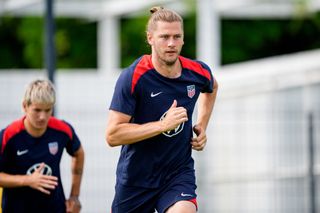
top-left (221, 12), bottom-right (320, 64)
top-left (0, 16), bottom-right (97, 69)
top-left (0, 17), bottom-right (25, 68)
top-left (55, 18), bottom-right (97, 68)
top-left (120, 16), bottom-right (149, 67)
top-left (17, 17), bottom-right (44, 68)
top-left (182, 13), bottom-right (196, 60)
top-left (1, 12), bottom-right (320, 69)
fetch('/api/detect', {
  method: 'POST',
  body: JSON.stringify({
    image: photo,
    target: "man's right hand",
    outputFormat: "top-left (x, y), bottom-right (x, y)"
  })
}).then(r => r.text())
top-left (161, 100), bottom-right (188, 132)
top-left (26, 163), bottom-right (58, 195)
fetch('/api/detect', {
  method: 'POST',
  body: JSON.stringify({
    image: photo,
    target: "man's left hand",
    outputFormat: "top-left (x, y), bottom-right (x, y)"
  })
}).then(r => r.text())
top-left (191, 125), bottom-right (207, 151)
top-left (66, 196), bottom-right (81, 213)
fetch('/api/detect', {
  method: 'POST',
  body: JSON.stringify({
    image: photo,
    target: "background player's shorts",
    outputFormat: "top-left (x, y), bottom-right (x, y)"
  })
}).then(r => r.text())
top-left (111, 170), bottom-right (197, 213)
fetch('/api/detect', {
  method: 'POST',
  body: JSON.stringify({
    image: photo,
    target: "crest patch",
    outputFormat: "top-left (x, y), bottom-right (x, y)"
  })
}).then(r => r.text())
top-left (48, 142), bottom-right (58, 155)
top-left (187, 85), bottom-right (195, 98)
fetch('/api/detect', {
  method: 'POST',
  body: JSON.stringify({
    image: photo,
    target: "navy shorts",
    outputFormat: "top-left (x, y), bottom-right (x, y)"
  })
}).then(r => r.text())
top-left (111, 170), bottom-right (197, 213)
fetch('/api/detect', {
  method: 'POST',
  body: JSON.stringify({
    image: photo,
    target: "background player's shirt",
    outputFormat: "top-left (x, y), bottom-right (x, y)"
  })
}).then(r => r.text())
top-left (110, 55), bottom-right (214, 188)
top-left (0, 116), bottom-right (81, 213)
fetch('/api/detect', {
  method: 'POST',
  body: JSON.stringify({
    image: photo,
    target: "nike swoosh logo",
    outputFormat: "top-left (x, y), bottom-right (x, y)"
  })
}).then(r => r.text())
top-left (181, 192), bottom-right (193, 197)
top-left (151, 92), bottom-right (162, 97)
top-left (17, 149), bottom-right (29, 156)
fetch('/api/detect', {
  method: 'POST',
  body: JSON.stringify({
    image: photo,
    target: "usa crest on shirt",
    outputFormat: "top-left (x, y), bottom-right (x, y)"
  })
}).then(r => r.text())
top-left (48, 142), bottom-right (58, 155)
top-left (187, 85), bottom-right (195, 98)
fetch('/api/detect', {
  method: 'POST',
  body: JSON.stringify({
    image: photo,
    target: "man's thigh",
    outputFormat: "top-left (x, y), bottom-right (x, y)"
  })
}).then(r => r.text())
top-left (166, 200), bottom-right (197, 213)
top-left (155, 170), bottom-right (197, 213)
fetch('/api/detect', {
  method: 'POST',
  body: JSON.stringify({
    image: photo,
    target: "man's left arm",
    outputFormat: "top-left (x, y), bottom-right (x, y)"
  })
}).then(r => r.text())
top-left (191, 77), bottom-right (218, 151)
top-left (66, 145), bottom-right (84, 213)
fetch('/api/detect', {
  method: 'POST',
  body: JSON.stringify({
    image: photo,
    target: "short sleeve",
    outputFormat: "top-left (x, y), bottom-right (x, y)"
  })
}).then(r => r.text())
top-left (199, 61), bottom-right (214, 93)
top-left (64, 123), bottom-right (81, 156)
top-left (0, 129), bottom-right (11, 172)
top-left (109, 69), bottom-right (136, 116)
top-left (0, 130), bottom-right (4, 171)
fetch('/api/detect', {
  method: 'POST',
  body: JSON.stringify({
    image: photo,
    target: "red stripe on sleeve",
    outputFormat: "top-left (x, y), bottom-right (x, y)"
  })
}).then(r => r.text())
top-left (48, 117), bottom-right (73, 140)
top-left (179, 56), bottom-right (211, 81)
top-left (1, 117), bottom-right (25, 154)
top-left (131, 55), bottom-right (153, 94)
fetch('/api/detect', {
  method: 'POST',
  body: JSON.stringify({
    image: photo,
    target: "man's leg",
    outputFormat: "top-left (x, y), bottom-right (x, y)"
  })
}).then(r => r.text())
top-left (155, 170), bottom-right (197, 213)
top-left (166, 200), bottom-right (196, 213)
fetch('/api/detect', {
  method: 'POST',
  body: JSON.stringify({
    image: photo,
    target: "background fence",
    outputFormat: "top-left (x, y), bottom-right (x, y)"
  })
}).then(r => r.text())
top-left (0, 50), bottom-right (320, 212)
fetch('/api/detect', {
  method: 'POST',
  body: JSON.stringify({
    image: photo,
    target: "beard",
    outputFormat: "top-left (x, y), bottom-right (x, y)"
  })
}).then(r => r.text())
top-left (163, 57), bottom-right (178, 66)
top-left (159, 50), bottom-right (181, 66)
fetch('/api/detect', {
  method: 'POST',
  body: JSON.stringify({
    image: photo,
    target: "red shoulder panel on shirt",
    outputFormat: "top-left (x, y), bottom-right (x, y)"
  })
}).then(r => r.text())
top-left (131, 55), bottom-right (153, 94)
top-left (48, 117), bottom-right (73, 140)
top-left (179, 56), bottom-right (211, 81)
top-left (1, 117), bottom-right (25, 154)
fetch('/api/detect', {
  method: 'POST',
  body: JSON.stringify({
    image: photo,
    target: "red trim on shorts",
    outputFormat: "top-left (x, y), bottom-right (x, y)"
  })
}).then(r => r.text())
top-left (189, 198), bottom-right (198, 209)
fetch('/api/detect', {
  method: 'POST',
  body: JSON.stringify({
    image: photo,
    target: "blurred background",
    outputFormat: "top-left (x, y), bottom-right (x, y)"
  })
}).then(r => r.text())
top-left (0, 0), bottom-right (320, 212)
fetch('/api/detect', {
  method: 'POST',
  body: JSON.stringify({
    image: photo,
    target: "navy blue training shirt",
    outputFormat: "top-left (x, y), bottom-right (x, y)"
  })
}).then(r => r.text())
top-left (110, 55), bottom-right (214, 188)
top-left (0, 116), bottom-right (81, 213)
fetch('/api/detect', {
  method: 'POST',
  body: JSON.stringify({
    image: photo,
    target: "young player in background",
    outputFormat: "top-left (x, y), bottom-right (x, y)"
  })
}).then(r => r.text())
top-left (0, 79), bottom-right (84, 213)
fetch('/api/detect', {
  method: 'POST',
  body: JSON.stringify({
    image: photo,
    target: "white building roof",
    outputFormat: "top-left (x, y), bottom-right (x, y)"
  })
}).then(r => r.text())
top-left (1, 0), bottom-right (320, 19)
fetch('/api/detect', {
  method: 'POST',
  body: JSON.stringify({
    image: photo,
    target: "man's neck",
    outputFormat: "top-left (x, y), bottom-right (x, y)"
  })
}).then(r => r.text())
top-left (23, 118), bottom-right (46, 138)
top-left (152, 56), bottom-right (182, 79)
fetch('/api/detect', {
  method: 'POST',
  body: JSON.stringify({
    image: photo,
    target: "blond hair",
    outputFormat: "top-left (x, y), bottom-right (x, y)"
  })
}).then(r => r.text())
top-left (23, 79), bottom-right (56, 106)
top-left (147, 6), bottom-right (183, 32)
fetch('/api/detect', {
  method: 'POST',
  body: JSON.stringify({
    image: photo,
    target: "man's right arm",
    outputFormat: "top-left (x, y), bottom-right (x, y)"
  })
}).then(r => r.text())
top-left (0, 172), bottom-right (28, 187)
top-left (105, 100), bottom-right (188, 147)
top-left (0, 163), bottom-right (58, 195)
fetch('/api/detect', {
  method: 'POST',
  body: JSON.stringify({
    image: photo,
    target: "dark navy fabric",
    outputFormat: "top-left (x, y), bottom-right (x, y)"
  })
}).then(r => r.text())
top-left (112, 169), bottom-right (197, 213)
top-left (0, 116), bottom-right (81, 213)
top-left (110, 55), bottom-right (214, 189)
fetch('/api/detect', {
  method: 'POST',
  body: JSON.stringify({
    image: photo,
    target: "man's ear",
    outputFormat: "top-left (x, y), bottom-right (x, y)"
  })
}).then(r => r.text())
top-left (22, 101), bottom-right (27, 113)
top-left (147, 32), bottom-right (153, 45)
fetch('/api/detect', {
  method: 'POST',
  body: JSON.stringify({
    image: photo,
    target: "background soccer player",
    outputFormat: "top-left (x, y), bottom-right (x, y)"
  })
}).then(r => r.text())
top-left (0, 79), bottom-right (84, 213)
top-left (106, 6), bottom-right (218, 213)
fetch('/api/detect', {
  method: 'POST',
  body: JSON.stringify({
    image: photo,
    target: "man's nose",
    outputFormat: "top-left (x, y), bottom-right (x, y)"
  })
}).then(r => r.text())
top-left (168, 38), bottom-right (176, 47)
top-left (39, 111), bottom-right (47, 120)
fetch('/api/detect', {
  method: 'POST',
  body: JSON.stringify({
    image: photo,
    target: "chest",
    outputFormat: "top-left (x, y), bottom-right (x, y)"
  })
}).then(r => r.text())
top-left (144, 82), bottom-right (197, 112)
top-left (6, 132), bottom-right (66, 172)
top-left (133, 71), bottom-right (203, 122)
